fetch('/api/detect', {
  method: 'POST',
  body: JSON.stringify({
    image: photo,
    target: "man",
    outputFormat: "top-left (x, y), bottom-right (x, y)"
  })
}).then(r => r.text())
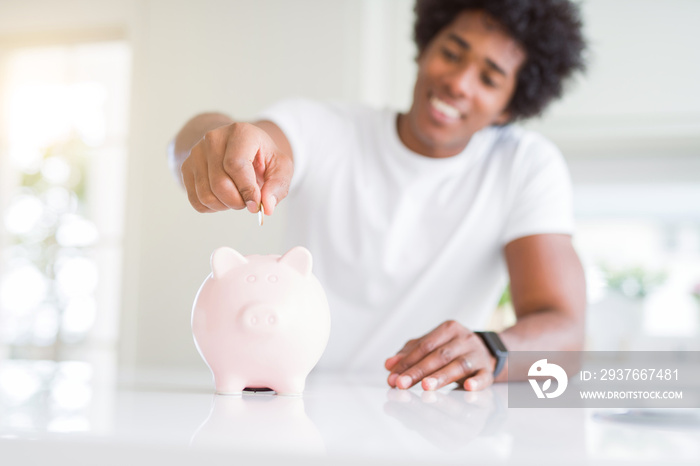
top-left (169, 0), bottom-right (587, 392)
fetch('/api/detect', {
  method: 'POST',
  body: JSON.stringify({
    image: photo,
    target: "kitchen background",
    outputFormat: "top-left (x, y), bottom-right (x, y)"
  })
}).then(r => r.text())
top-left (0, 0), bottom-right (699, 404)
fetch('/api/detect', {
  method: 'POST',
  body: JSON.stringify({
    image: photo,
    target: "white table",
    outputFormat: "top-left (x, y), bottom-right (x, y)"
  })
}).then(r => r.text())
top-left (0, 363), bottom-right (698, 465)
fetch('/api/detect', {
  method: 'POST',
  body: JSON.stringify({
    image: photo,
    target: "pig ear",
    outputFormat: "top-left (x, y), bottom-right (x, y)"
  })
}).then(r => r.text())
top-left (278, 246), bottom-right (312, 277)
top-left (211, 247), bottom-right (248, 279)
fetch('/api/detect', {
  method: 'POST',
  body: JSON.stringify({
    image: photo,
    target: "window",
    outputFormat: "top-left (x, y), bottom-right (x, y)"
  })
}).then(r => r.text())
top-left (0, 41), bottom-right (131, 367)
top-left (574, 183), bottom-right (700, 351)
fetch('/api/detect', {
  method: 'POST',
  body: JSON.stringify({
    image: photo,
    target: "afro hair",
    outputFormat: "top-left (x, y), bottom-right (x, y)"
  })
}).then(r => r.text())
top-left (414, 0), bottom-right (587, 121)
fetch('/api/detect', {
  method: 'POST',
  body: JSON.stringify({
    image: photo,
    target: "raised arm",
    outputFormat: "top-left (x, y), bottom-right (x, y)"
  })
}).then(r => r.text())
top-left (168, 113), bottom-right (294, 216)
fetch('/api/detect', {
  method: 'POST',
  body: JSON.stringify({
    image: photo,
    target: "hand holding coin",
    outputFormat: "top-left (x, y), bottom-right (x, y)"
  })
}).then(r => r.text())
top-left (180, 121), bottom-right (292, 216)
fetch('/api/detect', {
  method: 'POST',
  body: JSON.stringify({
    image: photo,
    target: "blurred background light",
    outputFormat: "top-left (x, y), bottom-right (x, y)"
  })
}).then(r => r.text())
top-left (1, 40), bottom-right (128, 354)
top-left (69, 82), bottom-right (107, 146)
top-left (54, 257), bottom-right (98, 299)
top-left (0, 363), bottom-right (42, 405)
top-left (43, 187), bottom-right (77, 214)
top-left (0, 263), bottom-right (48, 314)
top-left (50, 378), bottom-right (92, 410)
top-left (56, 215), bottom-right (99, 248)
top-left (56, 361), bottom-right (92, 383)
top-left (61, 296), bottom-right (97, 338)
top-left (46, 416), bottom-right (90, 433)
top-left (3, 194), bottom-right (44, 235)
top-left (584, 265), bottom-right (607, 304)
top-left (31, 304), bottom-right (60, 346)
top-left (40, 156), bottom-right (71, 185)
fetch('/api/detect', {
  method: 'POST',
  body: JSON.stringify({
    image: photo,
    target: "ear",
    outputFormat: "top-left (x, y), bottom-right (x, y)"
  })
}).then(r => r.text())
top-left (211, 247), bottom-right (248, 279)
top-left (277, 246), bottom-right (312, 277)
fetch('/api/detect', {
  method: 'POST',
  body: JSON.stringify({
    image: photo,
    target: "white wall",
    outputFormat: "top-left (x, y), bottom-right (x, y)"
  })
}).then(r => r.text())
top-left (2, 0), bottom-right (699, 377)
top-left (530, 0), bottom-right (700, 160)
top-left (121, 0), bottom-right (365, 375)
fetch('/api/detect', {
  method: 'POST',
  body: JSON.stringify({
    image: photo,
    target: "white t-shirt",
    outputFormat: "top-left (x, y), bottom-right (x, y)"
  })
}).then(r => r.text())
top-left (257, 98), bottom-right (574, 373)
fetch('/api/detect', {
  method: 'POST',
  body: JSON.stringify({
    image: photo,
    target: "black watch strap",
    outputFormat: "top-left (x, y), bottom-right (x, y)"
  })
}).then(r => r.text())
top-left (475, 331), bottom-right (508, 378)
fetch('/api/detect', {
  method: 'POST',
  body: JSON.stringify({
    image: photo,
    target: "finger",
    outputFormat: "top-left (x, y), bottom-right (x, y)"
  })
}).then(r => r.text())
top-left (222, 128), bottom-right (262, 212)
top-left (390, 321), bottom-right (463, 377)
top-left (209, 158), bottom-right (246, 210)
top-left (395, 338), bottom-right (418, 357)
top-left (189, 128), bottom-right (243, 210)
top-left (462, 368), bottom-right (494, 392)
top-left (385, 354), bottom-right (402, 371)
top-left (386, 341), bottom-right (415, 371)
top-left (421, 353), bottom-right (479, 391)
top-left (182, 163), bottom-right (214, 213)
top-left (194, 162), bottom-right (229, 212)
top-left (385, 338), bottom-right (419, 372)
top-left (395, 337), bottom-right (471, 390)
top-left (187, 141), bottom-right (229, 212)
top-left (260, 154), bottom-right (293, 216)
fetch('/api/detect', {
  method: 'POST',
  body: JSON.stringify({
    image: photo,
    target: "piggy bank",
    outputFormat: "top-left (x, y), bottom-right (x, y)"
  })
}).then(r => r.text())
top-left (192, 246), bottom-right (330, 395)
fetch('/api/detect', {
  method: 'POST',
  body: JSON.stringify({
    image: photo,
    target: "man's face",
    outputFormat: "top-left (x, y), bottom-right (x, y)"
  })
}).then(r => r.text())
top-left (400, 10), bottom-right (526, 158)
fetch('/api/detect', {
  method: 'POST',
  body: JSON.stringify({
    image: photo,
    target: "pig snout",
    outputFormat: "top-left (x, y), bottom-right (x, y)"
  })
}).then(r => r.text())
top-left (240, 305), bottom-right (279, 332)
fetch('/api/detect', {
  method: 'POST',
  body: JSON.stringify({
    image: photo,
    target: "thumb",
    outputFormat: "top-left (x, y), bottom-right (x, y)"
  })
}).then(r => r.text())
top-left (260, 153), bottom-right (293, 216)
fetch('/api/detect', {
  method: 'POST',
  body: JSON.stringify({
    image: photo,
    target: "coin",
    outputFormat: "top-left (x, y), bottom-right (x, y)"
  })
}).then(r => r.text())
top-left (258, 202), bottom-right (263, 226)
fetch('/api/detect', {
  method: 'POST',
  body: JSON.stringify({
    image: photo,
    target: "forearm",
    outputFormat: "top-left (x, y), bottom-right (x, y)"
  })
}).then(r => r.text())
top-left (168, 112), bottom-right (234, 188)
top-left (493, 309), bottom-right (584, 382)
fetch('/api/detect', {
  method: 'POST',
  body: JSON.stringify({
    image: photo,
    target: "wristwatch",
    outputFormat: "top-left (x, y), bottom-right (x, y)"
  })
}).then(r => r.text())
top-left (474, 331), bottom-right (508, 378)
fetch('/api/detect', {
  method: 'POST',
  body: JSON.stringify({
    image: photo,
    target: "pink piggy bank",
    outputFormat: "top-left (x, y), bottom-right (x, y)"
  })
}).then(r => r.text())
top-left (192, 246), bottom-right (330, 395)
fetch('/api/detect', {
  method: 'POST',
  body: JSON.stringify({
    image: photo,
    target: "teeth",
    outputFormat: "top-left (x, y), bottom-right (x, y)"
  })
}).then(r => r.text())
top-left (430, 96), bottom-right (460, 119)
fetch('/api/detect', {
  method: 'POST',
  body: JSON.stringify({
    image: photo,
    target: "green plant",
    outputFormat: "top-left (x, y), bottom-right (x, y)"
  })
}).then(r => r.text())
top-left (692, 282), bottom-right (700, 303)
top-left (498, 285), bottom-right (511, 307)
top-left (6, 137), bottom-right (94, 348)
top-left (601, 264), bottom-right (667, 299)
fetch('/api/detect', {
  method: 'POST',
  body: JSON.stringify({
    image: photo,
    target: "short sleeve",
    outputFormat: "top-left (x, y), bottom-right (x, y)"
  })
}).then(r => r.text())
top-left (501, 134), bottom-right (575, 245)
top-left (255, 98), bottom-right (346, 193)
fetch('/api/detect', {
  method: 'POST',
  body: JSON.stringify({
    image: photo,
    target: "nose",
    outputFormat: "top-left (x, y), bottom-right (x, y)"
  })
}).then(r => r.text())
top-left (443, 63), bottom-right (479, 100)
top-left (240, 304), bottom-right (279, 332)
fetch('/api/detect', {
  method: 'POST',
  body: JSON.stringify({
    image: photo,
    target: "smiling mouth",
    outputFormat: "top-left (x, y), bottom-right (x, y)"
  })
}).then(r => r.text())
top-left (429, 95), bottom-right (463, 121)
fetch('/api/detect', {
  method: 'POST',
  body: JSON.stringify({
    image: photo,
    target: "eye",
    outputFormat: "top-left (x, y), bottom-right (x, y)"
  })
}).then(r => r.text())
top-left (481, 73), bottom-right (496, 88)
top-left (267, 274), bottom-right (278, 283)
top-left (246, 275), bottom-right (257, 283)
top-left (441, 47), bottom-right (459, 62)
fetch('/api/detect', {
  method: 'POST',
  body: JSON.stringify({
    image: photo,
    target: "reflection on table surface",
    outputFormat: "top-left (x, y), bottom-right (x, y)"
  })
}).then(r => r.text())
top-left (0, 360), bottom-right (699, 465)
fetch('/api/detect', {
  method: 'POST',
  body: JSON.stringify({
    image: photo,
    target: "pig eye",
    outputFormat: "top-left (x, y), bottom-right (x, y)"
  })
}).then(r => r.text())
top-left (267, 274), bottom-right (278, 283)
top-left (246, 275), bottom-right (257, 283)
